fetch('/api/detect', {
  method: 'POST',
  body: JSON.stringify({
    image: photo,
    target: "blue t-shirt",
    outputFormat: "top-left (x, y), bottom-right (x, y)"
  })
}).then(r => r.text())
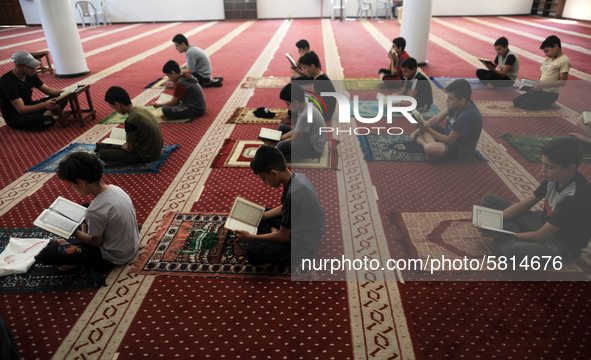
top-left (444, 102), bottom-right (482, 159)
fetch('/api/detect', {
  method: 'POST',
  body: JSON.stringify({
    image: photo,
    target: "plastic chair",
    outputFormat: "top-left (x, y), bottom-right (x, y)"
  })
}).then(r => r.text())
top-left (331, 0), bottom-right (348, 20)
top-left (90, 0), bottom-right (109, 26)
top-left (75, 1), bottom-right (98, 29)
top-left (356, 0), bottom-right (373, 19)
top-left (376, 0), bottom-right (392, 19)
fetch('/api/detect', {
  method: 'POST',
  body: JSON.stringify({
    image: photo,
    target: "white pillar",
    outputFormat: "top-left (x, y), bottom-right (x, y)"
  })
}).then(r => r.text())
top-left (36, 0), bottom-right (89, 77)
top-left (400, 0), bottom-right (433, 64)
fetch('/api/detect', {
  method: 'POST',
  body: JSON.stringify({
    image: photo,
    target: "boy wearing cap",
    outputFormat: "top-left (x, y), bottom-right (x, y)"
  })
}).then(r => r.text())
top-left (0, 51), bottom-right (63, 130)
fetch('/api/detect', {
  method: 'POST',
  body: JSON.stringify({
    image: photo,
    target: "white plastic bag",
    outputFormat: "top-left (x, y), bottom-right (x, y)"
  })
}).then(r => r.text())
top-left (0, 238), bottom-right (50, 276)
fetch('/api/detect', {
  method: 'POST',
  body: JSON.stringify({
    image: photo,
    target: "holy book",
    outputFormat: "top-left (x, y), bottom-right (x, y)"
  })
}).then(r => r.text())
top-left (33, 197), bottom-right (87, 239)
top-left (258, 128), bottom-right (282, 142)
top-left (101, 127), bottom-right (126, 145)
top-left (472, 205), bottom-right (516, 235)
top-left (224, 197), bottom-right (266, 235)
top-left (285, 52), bottom-right (298, 68)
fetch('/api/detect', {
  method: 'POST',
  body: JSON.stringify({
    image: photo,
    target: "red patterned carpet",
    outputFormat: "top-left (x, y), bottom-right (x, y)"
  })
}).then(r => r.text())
top-left (0, 15), bottom-right (591, 360)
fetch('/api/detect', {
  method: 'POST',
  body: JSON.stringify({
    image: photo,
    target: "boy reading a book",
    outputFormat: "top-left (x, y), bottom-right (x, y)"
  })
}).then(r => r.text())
top-left (275, 83), bottom-right (327, 160)
top-left (476, 36), bottom-right (520, 89)
top-left (479, 138), bottom-right (591, 263)
top-left (35, 152), bottom-right (141, 272)
top-left (297, 51), bottom-right (336, 122)
top-left (234, 145), bottom-right (325, 269)
top-left (0, 51), bottom-right (64, 130)
top-left (291, 39), bottom-right (313, 81)
top-left (378, 37), bottom-right (410, 85)
top-left (172, 33), bottom-right (222, 88)
top-left (394, 57), bottom-right (433, 112)
top-left (100, 86), bottom-right (163, 164)
top-left (410, 79), bottom-right (482, 160)
top-left (513, 35), bottom-right (570, 110)
top-left (153, 60), bottom-right (206, 120)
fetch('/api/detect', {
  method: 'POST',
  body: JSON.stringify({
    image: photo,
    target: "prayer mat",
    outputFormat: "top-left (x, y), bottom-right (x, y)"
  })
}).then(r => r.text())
top-left (0, 229), bottom-right (103, 293)
top-left (212, 139), bottom-right (337, 169)
top-left (132, 212), bottom-right (291, 278)
top-left (502, 134), bottom-right (591, 163)
top-left (476, 101), bottom-right (562, 117)
top-left (430, 76), bottom-right (515, 90)
top-left (241, 76), bottom-right (291, 88)
top-left (358, 134), bottom-right (487, 162)
top-left (343, 78), bottom-right (384, 90)
top-left (99, 106), bottom-right (192, 124)
top-left (226, 107), bottom-right (288, 124)
top-left (352, 101), bottom-right (440, 119)
top-left (27, 143), bottom-right (181, 174)
top-left (394, 212), bottom-right (584, 276)
top-left (145, 77), bottom-right (168, 89)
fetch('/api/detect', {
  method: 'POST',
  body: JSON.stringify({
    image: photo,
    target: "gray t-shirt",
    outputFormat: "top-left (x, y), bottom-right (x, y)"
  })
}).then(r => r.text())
top-left (186, 45), bottom-right (212, 79)
top-left (295, 106), bottom-right (327, 154)
top-left (86, 185), bottom-right (140, 265)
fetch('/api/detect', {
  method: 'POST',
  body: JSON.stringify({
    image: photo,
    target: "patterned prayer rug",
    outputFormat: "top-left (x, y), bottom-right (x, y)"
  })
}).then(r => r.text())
top-left (27, 143), bottom-right (181, 174)
top-left (352, 101), bottom-right (440, 118)
top-left (211, 139), bottom-right (337, 169)
top-left (358, 134), bottom-right (487, 162)
top-left (343, 78), bottom-right (384, 90)
top-left (144, 77), bottom-right (168, 89)
top-left (99, 106), bottom-right (192, 124)
top-left (0, 229), bottom-right (103, 293)
top-left (476, 101), bottom-right (563, 117)
top-left (226, 107), bottom-right (288, 124)
top-left (430, 76), bottom-right (515, 90)
top-left (241, 76), bottom-right (291, 88)
top-left (394, 212), bottom-right (586, 278)
top-left (132, 212), bottom-right (290, 278)
top-left (502, 134), bottom-right (591, 163)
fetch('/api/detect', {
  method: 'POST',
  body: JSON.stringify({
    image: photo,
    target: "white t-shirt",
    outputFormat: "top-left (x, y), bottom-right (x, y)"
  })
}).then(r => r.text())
top-left (539, 54), bottom-right (570, 93)
top-left (86, 185), bottom-right (140, 265)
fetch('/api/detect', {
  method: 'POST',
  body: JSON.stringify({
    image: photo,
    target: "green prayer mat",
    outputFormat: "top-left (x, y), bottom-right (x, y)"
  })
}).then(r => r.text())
top-left (99, 106), bottom-right (192, 124)
top-left (502, 134), bottom-right (591, 163)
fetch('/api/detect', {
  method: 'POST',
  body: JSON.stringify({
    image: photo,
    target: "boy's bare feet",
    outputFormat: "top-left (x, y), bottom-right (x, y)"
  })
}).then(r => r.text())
top-left (57, 264), bottom-right (77, 271)
top-left (486, 83), bottom-right (495, 89)
top-left (160, 115), bottom-right (171, 121)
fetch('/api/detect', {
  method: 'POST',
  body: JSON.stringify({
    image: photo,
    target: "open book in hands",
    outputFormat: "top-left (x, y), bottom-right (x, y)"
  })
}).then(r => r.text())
top-left (477, 57), bottom-right (495, 67)
top-left (390, 49), bottom-right (399, 65)
top-left (518, 78), bottom-right (537, 91)
top-left (224, 197), bottom-right (266, 235)
top-left (472, 205), bottom-right (516, 235)
top-left (258, 128), bottom-right (282, 143)
top-left (286, 53), bottom-right (298, 68)
top-left (101, 127), bottom-right (126, 146)
top-left (33, 197), bottom-right (87, 239)
top-left (409, 108), bottom-right (427, 127)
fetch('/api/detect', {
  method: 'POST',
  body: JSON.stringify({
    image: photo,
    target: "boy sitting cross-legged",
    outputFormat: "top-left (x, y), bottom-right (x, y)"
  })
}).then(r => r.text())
top-left (152, 60), bottom-right (206, 121)
top-left (35, 152), bottom-right (140, 272)
top-left (234, 145), bottom-right (325, 270)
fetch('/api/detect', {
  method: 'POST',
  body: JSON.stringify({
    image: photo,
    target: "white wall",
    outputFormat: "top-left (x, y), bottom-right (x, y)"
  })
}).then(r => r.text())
top-left (563, 0), bottom-right (591, 21)
top-left (257, 0), bottom-right (534, 19)
top-left (20, 0), bottom-right (225, 25)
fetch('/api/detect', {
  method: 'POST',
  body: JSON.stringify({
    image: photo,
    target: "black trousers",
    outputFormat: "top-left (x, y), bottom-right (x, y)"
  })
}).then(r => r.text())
top-left (5, 98), bottom-right (57, 130)
top-left (513, 90), bottom-right (559, 110)
top-left (475, 69), bottom-right (514, 87)
top-left (244, 216), bottom-right (290, 266)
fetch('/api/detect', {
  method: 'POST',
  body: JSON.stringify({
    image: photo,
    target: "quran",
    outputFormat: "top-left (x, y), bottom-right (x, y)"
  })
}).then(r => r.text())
top-left (518, 78), bottom-right (537, 91)
top-left (583, 111), bottom-right (590, 126)
top-left (477, 57), bottom-right (495, 67)
top-left (285, 53), bottom-right (298, 68)
top-left (33, 197), bottom-right (87, 239)
top-left (472, 205), bottom-right (516, 235)
top-left (224, 197), bottom-right (266, 235)
top-left (258, 128), bottom-right (282, 142)
top-left (101, 127), bottom-right (126, 146)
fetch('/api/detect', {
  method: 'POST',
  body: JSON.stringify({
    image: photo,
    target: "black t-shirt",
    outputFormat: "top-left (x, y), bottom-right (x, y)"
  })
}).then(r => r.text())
top-left (0, 70), bottom-right (44, 122)
top-left (403, 72), bottom-right (433, 108)
top-left (314, 74), bottom-right (336, 122)
top-left (533, 172), bottom-right (591, 256)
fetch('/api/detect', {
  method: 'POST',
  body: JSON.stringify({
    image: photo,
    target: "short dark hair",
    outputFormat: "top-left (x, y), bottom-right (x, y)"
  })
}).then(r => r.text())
top-left (57, 152), bottom-right (103, 184)
top-left (400, 57), bottom-right (417, 70)
top-left (296, 39), bottom-right (310, 50)
top-left (298, 51), bottom-right (320, 68)
top-left (494, 36), bottom-right (509, 48)
top-left (541, 35), bottom-right (561, 49)
top-left (541, 137), bottom-right (582, 168)
top-left (104, 86), bottom-right (131, 106)
top-left (445, 79), bottom-right (472, 101)
top-left (163, 60), bottom-right (181, 74)
top-left (279, 83), bottom-right (305, 103)
top-left (392, 37), bottom-right (406, 51)
top-left (172, 34), bottom-right (188, 46)
top-left (250, 145), bottom-right (287, 174)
